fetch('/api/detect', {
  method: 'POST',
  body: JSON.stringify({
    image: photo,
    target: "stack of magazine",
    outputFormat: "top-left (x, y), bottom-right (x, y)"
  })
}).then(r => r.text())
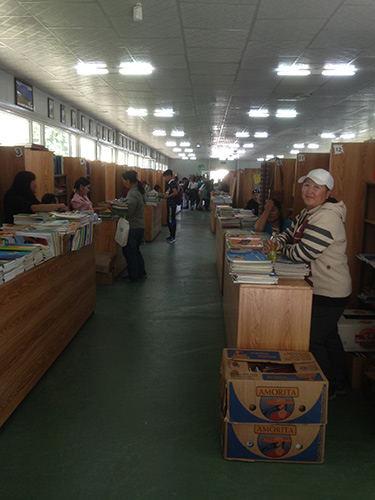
top-left (226, 250), bottom-right (277, 284)
top-left (274, 257), bottom-right (310, 279)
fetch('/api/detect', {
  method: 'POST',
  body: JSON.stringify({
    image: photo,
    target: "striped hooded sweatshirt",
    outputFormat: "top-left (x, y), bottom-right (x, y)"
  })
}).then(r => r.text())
top-left (276, 201), bottom-right (352, 298)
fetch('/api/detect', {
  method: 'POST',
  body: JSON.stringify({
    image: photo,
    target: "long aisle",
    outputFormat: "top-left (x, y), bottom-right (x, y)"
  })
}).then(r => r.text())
top-left (1, 209), bottom-right (374, 499)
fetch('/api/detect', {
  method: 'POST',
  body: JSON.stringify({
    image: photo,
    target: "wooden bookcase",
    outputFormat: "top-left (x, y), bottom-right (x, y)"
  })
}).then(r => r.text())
top-left (62, 157), bottom-right (87, 206)
top-left (329, 142), bottom-right (375, 306)
top-left (144, 203), bottom-right (162, 241)
top-left (0, 146), bottom-right (54, 221)
top-left (54, 174), bottom-right (67, 205)
top-left (359, 182), bottom-right (375, 301)
top-left (90, 161), bottom-right (116, 207)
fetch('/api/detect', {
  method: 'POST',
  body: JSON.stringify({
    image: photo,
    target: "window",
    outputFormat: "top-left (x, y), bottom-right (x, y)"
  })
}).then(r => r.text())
top-left (117, 150), bottom-right (126, 165)
top-left (32, 122), bottom-right (42, 144)
top-left (80, 137), bottom-right (96, 160)
top-left (100, 144), bottom-right (113, 162)
top-left (128, 153), bottom-right (136, 167)
top-left (45, 126), bottom-right (69, 155)
top-left (0, 111), bottom-right (29, 145)
top-left (71, 134), bottom-right (77, 157)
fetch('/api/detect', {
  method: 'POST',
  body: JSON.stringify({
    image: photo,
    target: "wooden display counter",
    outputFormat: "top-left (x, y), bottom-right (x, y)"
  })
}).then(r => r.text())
top-left (144, 203), bottom-right (162, 241)
top-left (215, 221), bottom-right (226, 292)
top-left (94, 219), bottom-right (126, 277)
top-left (223, 260), bottom-right (313, 351)
top-left (0, 244), bottom-right (96, 426)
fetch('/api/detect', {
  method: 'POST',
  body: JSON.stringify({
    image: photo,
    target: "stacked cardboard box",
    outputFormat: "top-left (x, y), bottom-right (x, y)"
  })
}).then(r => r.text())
top-left (220, 349), bottom-right (328, 463)
top-left (338, 309), bottom-right (375, 352)
top-left (95, 252), bottom-right (116, 285)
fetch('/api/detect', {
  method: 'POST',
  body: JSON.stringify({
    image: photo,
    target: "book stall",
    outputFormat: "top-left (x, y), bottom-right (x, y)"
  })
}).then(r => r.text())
top-left (0, 211), bottom-right (98, 426)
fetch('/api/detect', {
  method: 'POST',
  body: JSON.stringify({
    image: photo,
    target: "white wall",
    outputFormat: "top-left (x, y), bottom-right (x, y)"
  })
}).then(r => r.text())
top-left (169, 158), bottom-right (260, 178)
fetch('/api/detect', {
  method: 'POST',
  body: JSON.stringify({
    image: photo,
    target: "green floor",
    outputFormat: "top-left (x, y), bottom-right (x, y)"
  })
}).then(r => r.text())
top-left (1, 210), bottom-right (374, 499)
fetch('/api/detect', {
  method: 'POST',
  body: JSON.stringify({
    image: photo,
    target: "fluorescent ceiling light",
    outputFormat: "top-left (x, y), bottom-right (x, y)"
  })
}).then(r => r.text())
top-left (257, 158), bottom-right (265, 162)
top-left (340, 133), bottom-right (355, 139)
top-left (184, 148), bottom-right (193, 153)
top-left (249, 109), bottom-right (269, 118)
top-left (322, 64), bottom-right (356, 76)
top-left (293, 143), bottom-right (305, 148)
top-left (119, 62), bottom-right (154, 75)
top-left (173, 147), bottom-right (182, 152)
top-left (180, 141), bottom-right (190, 147)
top-left (178, 153), bottom-right (185, 157)
top-left (236, 131), bottom-right (250, 138)
top-left (188, 153), bottom-right (195, 157)
top-left (171, 130), bottom-right (185, 137)
top-left (276, 109), bottom-right (297, 118)
top-left (237, 149), bottom-right (246, 154)
top-left (75, 63), bottom-right (108, 75)
top-left (277, 64), bottom-right (310, 76)
top-left (254, 132), bottom-right (268, 138)
top-left (152, 129), bottom-right (166, 136)
top-left (228, 143), bottom-right (239, 149)
top-left (266, 155), bottom-right (274, 160)
top-left (320, 133), bottom-right (336, 139)
top-left (277, 155), bottom-right (284, 158)
top-left (307, 143), bottom-right (319, 149)
top-left (290, 150), bottom-right (299, 154)
top-left (182, 156), bottom-right (189, 160)
top-left (154, 108), bottom-right (174, 117)
top-left (127, 107), bottom-right (147, 116)
top-left (166, 141), bottom-right (176, 147)
top-left (243, 143), bottom-right (254, 148)
top-left (196, 144), bottom-right (201, 148)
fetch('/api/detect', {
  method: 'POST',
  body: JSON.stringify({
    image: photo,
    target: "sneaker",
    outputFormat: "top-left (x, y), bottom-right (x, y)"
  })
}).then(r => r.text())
top-left (167, 237), bottom-right (176, 243)
top-left (166, 236), bottom-right (172, 241)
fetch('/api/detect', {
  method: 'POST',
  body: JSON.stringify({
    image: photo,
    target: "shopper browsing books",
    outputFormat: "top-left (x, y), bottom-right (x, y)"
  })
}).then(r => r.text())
top-left (254, 198), bottom-right (291, 235)
top-left (264, 169), bottom-right (352, 399)
top-left (163, 169), bottom-right (178, 243)
top-left (110, 170), bottom-right (147, 282)
top-left (244, 189), bottom-right (260, 215)
top-left (4, 171), bottom-right (68, 224)
top-left (70, 177), bottom-right (94, 211)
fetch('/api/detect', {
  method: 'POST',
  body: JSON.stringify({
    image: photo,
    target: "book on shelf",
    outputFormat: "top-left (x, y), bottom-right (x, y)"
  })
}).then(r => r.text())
top-left (357, 254), bottom-right (375, 269)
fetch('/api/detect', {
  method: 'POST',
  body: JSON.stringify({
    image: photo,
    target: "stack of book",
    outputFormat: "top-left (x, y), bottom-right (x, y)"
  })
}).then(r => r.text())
top-left (227, 250), bottom-right (277, 284)
top-left (213, 194), bottom-right (232, 204)
top-left (226, 234), bottom-right (264, 251)
top-left (274, 258), bottom-right (310, 280)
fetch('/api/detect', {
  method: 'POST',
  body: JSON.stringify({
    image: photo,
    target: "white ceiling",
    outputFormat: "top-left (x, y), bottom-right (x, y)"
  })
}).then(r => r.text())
top-left (1, 0), bottom-right (375, 161)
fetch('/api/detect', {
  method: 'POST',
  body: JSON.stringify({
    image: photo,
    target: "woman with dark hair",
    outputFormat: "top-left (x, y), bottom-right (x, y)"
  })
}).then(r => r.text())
top-left (254, 198), bottom-right (292, 235)
top-left (4, 170), bottom-right (68, 223)
top-left (70, 177), bottom-right (93, 211)
top-left (110, 170), bottom-right (147, 282)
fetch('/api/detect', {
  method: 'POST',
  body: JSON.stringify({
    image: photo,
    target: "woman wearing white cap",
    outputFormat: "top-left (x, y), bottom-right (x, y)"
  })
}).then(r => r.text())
top-left (266, 168), bottom-right (352, 399)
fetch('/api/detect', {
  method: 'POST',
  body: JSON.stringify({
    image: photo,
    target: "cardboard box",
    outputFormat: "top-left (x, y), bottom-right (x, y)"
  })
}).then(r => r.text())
top-left (221, 349), bottom-right (328, 425)
top-left (95, 252), bottom-right (115, 273)
top-left (221, 420), bottom-right (325, 464)
top-left (96, 270), bottom-right (114, 285)
top-left (338, 309), bottom-right (375, 352)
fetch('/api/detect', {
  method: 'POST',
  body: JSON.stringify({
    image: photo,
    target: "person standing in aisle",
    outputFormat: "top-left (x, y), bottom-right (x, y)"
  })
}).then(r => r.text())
top-left (163, 169), bottom-right (178, 243)
top-left (70, 177), bottom-right (94, 211)
top-left (265, 169), bottom-right (351, 399)
top-left (112, 170), bottom-right (147, 282)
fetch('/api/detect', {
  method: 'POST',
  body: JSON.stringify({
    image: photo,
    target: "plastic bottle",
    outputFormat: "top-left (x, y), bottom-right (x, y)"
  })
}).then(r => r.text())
top-left (267, 232), bottom-right (277, 261)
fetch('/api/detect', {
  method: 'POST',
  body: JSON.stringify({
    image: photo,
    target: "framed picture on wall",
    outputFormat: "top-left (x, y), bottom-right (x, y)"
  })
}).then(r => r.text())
top-left (89, 119), bottom-right (93, 135)
top-left (81, 115), bottom-right (86, 132)
top-left (96, 124), bottom-right (100, 138)
top-left (48, 98), bottom-right (54, 119)
top-left (102, 126), bottom-right (106, 140)
top-left (60, 104), bottom-right (66, 124)
top-left (15, 78), bottom-right (34, 111)
top-left (71, 110), bottom-right (77, 128)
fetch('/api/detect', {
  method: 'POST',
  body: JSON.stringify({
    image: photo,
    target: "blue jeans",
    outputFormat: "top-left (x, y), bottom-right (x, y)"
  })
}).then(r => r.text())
top-left (122, 228), bottom-right (146, 281)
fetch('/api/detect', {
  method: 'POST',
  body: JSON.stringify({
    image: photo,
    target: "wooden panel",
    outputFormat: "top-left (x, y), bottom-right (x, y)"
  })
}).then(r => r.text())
top-left (161, 197), bottom-right (167, 225)
top-left (330, 142), bottom-right (375, 306)
top-left (236, 280), bottom-right (312, 350)
top-left (24, 150), bottom-right (54, 200)
top-left (215, 221), bottom-right (226, 291)
top-left (90, 161), bottom-right (106, 206)
top-left (293, 153), bottom-right (330, 216)
top-left (94, 219), bottom-right (126, 276)
top-left (0, 244), bottom-right (96, 426)
top-left (116, 164), bottom-right (127, 198)
top-left (144, 203), bottom-right (162, 241)
top-left (63, 157), bottom-right (87, 205)
top-left (105, 163), bottom-right (116, 202)
top-left (237, 169), bottom-right (261, 209)
top-left (279, 158), bottom-right (296, 219)
top-left (222, 260), bottom-right (240, 347)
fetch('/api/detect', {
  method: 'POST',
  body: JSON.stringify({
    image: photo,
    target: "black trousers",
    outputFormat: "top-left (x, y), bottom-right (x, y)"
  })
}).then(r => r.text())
top-left (309, 300), bottom-right (348, 389)
top-left (167, 205), bottom-right (176, 238)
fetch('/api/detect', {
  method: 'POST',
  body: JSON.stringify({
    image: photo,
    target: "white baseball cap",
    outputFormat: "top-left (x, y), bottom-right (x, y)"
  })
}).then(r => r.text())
top-left (298, 168), bottom-right (334, 190)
